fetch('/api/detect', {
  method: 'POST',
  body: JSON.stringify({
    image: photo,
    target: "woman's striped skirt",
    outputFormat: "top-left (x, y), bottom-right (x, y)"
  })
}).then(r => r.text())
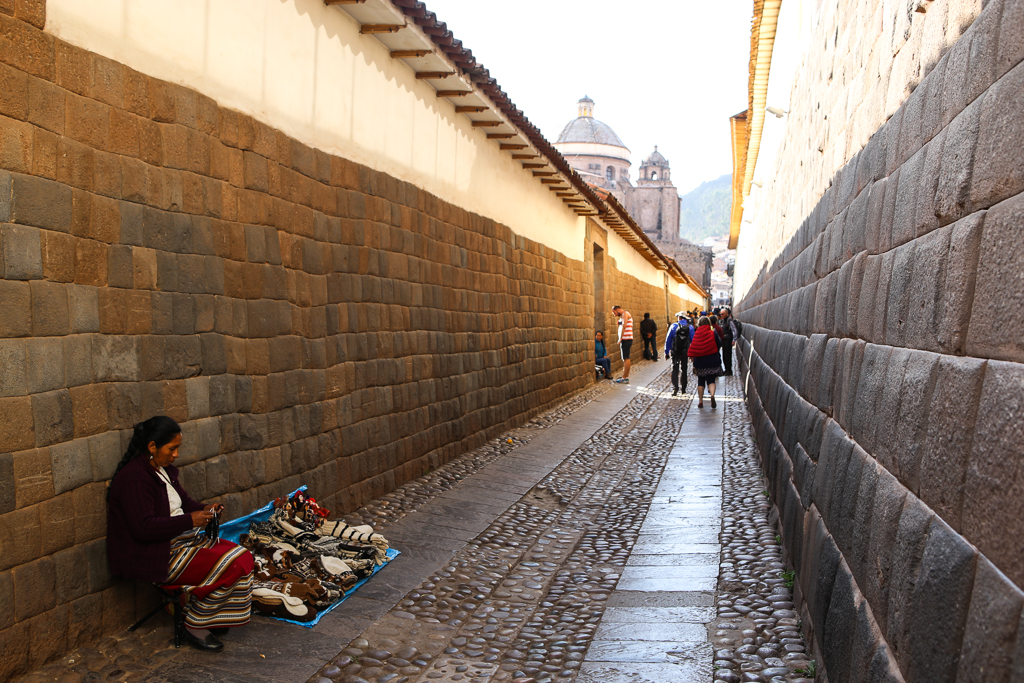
top-left (167, 530), bottom-right (254, 629)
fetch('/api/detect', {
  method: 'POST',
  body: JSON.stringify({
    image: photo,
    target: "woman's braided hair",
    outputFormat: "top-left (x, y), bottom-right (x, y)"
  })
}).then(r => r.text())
top-left (107, 415), bottom-right (181, 500)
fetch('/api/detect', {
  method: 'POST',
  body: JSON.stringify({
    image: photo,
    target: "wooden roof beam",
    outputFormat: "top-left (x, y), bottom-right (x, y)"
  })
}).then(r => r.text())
top-left (511, 154), bottom-right (538, 159)
top-left (416, 71), bottom-right (455, 79)
top-left (456, 106), bottom-right (488, 113)
top-left (325, 0), bottom-right (365, 4)
top-left (486, 133), bottom-right (516, 139)
top-left (500, 144), bottom-right (528, 150)
top-left (472, 121), bottom-right (501, 127)
top-left (360, 24), bottom-right (404, 33)
top-left (522, 163), bottom-right (546, 169)
top-left (391, 49), bottom-right (431, 58)
top-left (532, 172), bottom-right (557, 177)
top-left (437, 90), bottom-right (472, 97)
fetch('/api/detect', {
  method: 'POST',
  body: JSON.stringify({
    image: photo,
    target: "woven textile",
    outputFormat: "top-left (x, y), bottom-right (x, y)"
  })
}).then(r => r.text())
top-left (166, 530), bottom-right (254, 629)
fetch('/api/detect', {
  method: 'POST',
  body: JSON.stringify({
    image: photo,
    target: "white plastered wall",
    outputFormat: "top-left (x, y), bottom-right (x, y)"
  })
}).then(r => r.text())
top-left (605, 228), bottom-right (665, 290)
top-left (46, 0), bottom-right (595, 262)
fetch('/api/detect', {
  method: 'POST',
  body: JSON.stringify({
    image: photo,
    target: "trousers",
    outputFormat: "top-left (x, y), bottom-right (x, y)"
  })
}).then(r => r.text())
top-left (643, 336), bottom-right (658, 360)
top-left (671, 356), bottom-right (687, 392)
top-left (722, 341), bottom-right (733, 374)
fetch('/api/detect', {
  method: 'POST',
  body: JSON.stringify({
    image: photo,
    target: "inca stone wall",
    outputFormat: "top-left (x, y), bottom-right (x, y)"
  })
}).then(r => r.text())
top-left (0, 6), bottom-right (686, 677)
top-left (733, 0), bottom-right (1024, 681)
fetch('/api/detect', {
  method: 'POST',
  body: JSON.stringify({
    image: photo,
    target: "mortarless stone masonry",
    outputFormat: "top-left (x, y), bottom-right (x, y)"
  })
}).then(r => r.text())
top-left (733, 0), bottom-right (1024, 681)
top-left (0, 5), bottom-right (692, 677)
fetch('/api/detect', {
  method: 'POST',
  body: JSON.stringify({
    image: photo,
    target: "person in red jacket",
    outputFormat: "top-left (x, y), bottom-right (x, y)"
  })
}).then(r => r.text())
top-left (688, 316), bottom-right (724, 409)
top-left (107, 416), bottom-right (254, 652)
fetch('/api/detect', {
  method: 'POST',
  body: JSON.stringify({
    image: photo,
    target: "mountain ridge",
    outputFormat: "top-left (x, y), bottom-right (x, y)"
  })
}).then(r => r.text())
top-left (678, 173), bottom-right (731, 243)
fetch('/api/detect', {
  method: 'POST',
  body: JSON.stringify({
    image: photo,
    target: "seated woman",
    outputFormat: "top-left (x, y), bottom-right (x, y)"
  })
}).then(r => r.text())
top-left (595, 330), bottom-right (612, 379)
top-left (107, 416), bottom-right (254, 652)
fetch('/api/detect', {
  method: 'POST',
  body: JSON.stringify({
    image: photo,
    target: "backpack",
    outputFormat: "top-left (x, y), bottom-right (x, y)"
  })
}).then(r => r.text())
top-left (671, 323), bottom-right (691, 358)
top-left (733, 318), bottom-right (743, 338)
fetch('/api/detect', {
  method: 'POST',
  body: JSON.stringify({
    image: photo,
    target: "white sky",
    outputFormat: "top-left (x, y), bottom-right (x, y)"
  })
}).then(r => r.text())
top-left (422, 0), bottom-right (753, 195)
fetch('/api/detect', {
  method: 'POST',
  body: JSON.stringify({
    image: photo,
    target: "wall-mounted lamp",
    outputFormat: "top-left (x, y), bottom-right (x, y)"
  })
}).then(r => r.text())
top-left (766, 106), bottom-right (788, 118)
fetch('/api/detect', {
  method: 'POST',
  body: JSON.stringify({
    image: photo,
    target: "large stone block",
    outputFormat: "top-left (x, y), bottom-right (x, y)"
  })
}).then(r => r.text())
top-left (0, 338), bottom-right (26, 398)
top-left (811, 418), bottom-right (854, 523)
top-left (800, 333), bottom-right (828, 403)
top-left (1, 222), bottom-right (42, 280)
top-left (892, 146), bottom-right (924, 249)
top-left (970, 59), bottom-right (1024, 209)
top-left (962, 360), bottom-right (1024, 587)
top-left (955, 556), bottom-right (1024, 683)
top-left (918, 355), bottom-right (986, 531)
top-left (889, 348), bottom-right (941, 494)
top-left (10, 173), bottom-right (72, 232)
top-left (31, 388), bottom-right (73, 447)
top-left (886, 495), bottom-right (933, 665)
top-left (13, 556), bottom-right (55, 622)
top-left (935, 97), bottom-right (982, 225)
top-left (91, 334), bottom-right (138, 382)
top-left (904, 517), bottom-right (978, 683)
top-left (903, 224), bottom-right (951, 352)
top-left (966, 193), bottom-right (1024, 362)
top-left (49, 436), bottom-right (92, 495)
top-left (822, 559), bottom-right (858, 683)
top-left (105, 382), bottom-right (142, 430)
top-left (883, 241), bottom-right (916, 348)
top-left (850, 343), bottom-right (891, 453)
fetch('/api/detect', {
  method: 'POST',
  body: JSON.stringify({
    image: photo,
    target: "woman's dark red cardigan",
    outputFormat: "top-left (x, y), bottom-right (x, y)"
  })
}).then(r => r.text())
top-left (107, 456), bottom-right (204, 583)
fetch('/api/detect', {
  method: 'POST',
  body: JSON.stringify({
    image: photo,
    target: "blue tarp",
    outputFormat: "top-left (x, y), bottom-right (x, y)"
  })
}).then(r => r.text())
top-left (218, 486), bottom-right (398, 628)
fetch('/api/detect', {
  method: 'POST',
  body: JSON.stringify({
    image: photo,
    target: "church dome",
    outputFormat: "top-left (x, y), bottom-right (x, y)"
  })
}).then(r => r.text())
top-left (553, 97), bottom-right (630, 163)
top-left (642, 146), bottom-right (669, 167)
top-left (557, 116), bottom-right (627, 148)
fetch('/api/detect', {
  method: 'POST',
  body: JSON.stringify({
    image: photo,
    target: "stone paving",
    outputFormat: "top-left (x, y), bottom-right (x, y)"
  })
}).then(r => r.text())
top-left (16, 359), bottom-right (815, 683)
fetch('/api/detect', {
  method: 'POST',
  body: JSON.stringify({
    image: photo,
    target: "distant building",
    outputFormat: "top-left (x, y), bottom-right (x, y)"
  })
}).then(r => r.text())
top-left (554, 97), bottom-right (713, 291)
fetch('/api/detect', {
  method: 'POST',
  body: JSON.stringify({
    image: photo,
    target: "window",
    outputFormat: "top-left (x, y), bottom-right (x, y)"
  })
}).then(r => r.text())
top-left (651, 171), bottom-right (658, 180)
top-left (606, 166), bottom-right (614, 181)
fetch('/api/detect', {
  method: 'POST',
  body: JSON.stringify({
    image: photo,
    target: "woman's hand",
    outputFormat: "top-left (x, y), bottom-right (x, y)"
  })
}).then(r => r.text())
top-left (190, 509), bottom-right (215, 527)
top-left (190, 503), bottom-right (224, 527)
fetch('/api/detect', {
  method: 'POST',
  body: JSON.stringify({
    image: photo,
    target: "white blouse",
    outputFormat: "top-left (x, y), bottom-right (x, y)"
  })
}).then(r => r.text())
top-left (155, 467), bottom-right (184, 517)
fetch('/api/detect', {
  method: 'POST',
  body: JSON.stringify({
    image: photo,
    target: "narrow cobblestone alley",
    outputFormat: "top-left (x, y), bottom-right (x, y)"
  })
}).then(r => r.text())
top-left (22, 363), bottom-right (814, 683)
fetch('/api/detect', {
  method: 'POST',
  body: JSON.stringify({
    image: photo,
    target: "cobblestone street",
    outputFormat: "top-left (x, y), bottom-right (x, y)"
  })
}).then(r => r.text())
top-left (21, 362), bottom-right (813, 683)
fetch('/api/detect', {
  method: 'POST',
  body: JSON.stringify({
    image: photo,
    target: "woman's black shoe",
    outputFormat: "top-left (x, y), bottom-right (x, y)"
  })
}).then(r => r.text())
top-left (210, 627), bottom-right (229, 637)
top-left (710, 396), bottom-right (717, 409)
top-left (183, 630), bottom-right (224, 652)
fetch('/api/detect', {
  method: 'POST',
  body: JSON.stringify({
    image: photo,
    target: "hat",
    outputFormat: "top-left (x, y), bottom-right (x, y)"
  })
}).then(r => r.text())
top-left (675, 311), bottom-right (685, 319)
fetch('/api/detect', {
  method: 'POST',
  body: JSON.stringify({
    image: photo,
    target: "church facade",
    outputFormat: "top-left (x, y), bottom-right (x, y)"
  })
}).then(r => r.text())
top-left (554, 98), bottom-right (713, 292)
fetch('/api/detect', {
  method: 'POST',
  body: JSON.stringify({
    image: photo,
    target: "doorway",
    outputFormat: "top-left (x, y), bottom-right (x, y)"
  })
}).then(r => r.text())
top-left (593, 244), bottom-right (605, 335)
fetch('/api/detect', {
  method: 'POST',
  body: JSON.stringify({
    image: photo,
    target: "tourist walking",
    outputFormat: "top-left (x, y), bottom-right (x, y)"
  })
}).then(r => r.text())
top-left (688, 316), bottom-right (723, 408)
top-left (665, 312), bottom-right (693, 396)
top-left (640, 313), bottom-right (658, 361)
top-left (719, 307), bottom-right (737, 376)
top-left (612, 305), bottom-right (633, 384)
top-left (594, 330), bottom-right (612, 379)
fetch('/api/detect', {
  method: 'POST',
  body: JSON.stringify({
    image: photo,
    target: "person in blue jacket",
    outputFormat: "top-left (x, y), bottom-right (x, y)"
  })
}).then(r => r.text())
top-left (664, 312), bottom-right (694, 396)
top-left (595, 330), bottom-right (612, 379)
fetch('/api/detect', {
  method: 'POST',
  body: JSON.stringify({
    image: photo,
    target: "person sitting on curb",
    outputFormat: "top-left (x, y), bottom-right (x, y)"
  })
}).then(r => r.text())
top-left (595, 330), bottom-right (612, 379)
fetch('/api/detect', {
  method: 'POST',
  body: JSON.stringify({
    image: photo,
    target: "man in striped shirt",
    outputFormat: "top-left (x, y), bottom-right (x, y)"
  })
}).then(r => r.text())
top-left (612, 305), bottom-right (633, 384)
